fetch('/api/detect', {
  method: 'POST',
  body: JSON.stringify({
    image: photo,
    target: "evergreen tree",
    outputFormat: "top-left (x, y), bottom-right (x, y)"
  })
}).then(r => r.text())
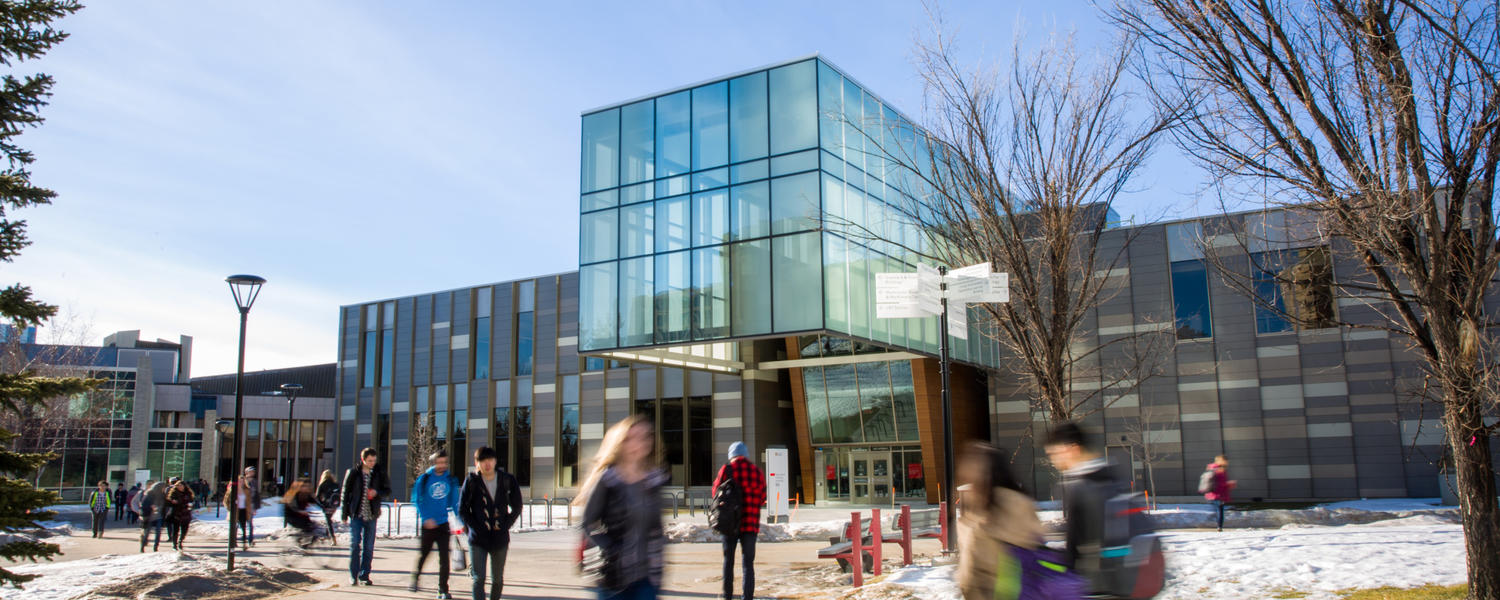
top-left (0, 0), bottom-right (91, 588)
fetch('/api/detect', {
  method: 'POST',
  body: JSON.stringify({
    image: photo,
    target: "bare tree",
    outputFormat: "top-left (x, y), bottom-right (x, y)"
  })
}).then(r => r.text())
top-left (0, 309), bottom-right (107, 485)
top-left (847, 19), bottom-right (1178, 425)
top-left (1114, 1), bottom-right (1500, 596)
top-left (1120, 394), bottom-right (1178, 507)
top-left (407, 414), bottom-right (439, 499)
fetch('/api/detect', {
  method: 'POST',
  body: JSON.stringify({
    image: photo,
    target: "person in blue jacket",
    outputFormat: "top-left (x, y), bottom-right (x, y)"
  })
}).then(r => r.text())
top-left (410, 448), bottom-right (463, 599)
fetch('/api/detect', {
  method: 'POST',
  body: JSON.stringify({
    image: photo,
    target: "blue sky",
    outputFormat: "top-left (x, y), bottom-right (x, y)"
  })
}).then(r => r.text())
top-left (11, 1), bottom-right (1204, 376)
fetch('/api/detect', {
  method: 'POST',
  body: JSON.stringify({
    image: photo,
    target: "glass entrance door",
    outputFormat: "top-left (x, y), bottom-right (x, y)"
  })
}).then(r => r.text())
top-left (849, 450), bottom-right (893, 504)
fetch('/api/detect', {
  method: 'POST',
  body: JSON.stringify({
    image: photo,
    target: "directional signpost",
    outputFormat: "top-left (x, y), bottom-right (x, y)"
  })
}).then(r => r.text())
top-left (875, 262), bottom-right (1009, 553)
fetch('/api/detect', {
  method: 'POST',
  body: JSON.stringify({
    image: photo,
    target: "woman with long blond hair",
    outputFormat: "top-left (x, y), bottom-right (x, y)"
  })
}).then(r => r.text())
top-left (574, 414), bottom-right (667, 600)
top-left (315, 469), bottom-right (341, 542)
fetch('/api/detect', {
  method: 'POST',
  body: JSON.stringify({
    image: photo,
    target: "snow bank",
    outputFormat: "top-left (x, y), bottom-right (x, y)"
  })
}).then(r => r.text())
top-left (5, 551), bottom-right (212, 600)
top-left (665, 518), bottom-right (848, 543)
top-left (1036, 499), bottom-right (1456, 531)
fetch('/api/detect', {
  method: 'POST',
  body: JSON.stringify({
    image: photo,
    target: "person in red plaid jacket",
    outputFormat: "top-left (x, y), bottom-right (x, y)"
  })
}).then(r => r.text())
top-left (711, 442), bottom-right (766, 600)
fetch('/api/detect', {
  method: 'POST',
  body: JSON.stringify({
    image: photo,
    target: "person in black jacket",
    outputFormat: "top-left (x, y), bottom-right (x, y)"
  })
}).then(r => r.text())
top-left (458, 445), bottom-right (523, 600)
top-left (315, 469), bottom-right (342, 543)
top-left (113, 483), bottom-right (126, 521)
top-left (1044, 422), bottom-right (1121, 593)
top-left (341, 447), bottom-right (392, 586)
top-left (576, 415), bottom-right (668, 600)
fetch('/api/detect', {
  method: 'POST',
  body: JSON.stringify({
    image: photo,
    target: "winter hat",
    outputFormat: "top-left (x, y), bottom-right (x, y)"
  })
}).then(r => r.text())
top-left (728, 442), bottom-right (749, 460)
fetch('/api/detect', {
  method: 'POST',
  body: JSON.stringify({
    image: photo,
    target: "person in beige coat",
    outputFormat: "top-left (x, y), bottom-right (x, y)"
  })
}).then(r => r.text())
top-left (957, 442), bottom-right (1045, 600)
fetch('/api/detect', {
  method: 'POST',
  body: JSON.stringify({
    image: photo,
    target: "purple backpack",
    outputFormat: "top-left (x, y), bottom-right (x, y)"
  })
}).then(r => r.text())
top-left (1012, 546), bottom-right (1088, 600)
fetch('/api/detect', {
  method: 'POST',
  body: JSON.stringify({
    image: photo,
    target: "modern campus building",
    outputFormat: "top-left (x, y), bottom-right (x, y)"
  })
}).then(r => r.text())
top-left (13, 330), bottom-right (337, 499)
top-left (337, 55), bottom-right (1495, 504)
top-left (190, 363), bottom-right (337, 489)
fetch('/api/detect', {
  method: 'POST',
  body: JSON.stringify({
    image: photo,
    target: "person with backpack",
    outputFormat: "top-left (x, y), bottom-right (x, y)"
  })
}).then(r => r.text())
top-left (1200, 455), bottom-right (1236, 531)
top-left (126, 483), bottom-right (141, 525)
top-left (574, 415), bottom-right (668, 600)
top-left (709, 442), bottom-right (765, 600)
top-left (138, 479), bottom-right (168, 552)
top-left (410, 449), bottom-right (463, 598)
top-left (459, 445), bottom-right (523, 600)
top-left (87, 480), bottom-right (113, 538)
top-left (957, 442), bottom-right (1083, 600)
top-left (165, 478), bottom-right (195, 550)
top-left (341, 447), bottom-right (392, 586)
top-left (316, 469), bottom-right (342, 543)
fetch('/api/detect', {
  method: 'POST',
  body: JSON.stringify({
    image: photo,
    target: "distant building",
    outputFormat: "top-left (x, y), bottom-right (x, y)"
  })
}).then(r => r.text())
top-left (190, 363), bottom-right (337, 488)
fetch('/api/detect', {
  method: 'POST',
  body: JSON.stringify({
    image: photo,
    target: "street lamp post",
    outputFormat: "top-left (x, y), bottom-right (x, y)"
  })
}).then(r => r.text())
top-left (225, 274), bottom-right (265, 572)
top-left (280, 383), bottom-right (302, 491)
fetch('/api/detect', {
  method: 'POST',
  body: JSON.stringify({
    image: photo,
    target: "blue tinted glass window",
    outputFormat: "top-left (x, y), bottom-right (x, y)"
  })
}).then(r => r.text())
top-left (730, 72), bottom-right (768, 162)
top-left (769, 61), bottom-right (817, 154)
top-left (692, 82), bottom-right (729, 170)
top-left (362, 331), bottom-right (377, 387)
top-left (818, 61), bottom-right (844, 160)
top-left (655, 195), bottom-right (689, 252)
top-left (843, 78), bottom-right (865, 171)
top-left (656, 91), bottom-right (691, 178)
top-left (1253, 252), bottom-right (1293, 334)
top-left (580, 209), bottom-right (618, 264)
top-left (620, 100), bottom-right (654, 185)
top-left (515, 312), bottom-right (534, 375)
top-left (731, 159), bottom-right (768, 184)
top-left (773, 232), bottom-right (822, 331)
top-left (823, 364), bottom-right (863, 443)
top-left (655, 250), bottom-right (690, 343)
top-left (730, 181), bottom-right (770, 241)
top-left (891, 362), bottom-right (918, 441)
top-left (619, 257), bottom-right (654, 347)
top-left (692, 190), bottom-right (728, 247)
top-left (580, 263), bottom-right (618, 351)
top-left (730, 239), bottom-right (771, 336)
top-left (803, 366), bottom-right (833, 444)
top-left (858, 361), bottom-right (895, 442)
top-left (473, 317), bottom-right (491, 380)
top-left (581, 109), bottom-right (619, 193)
top-left (581, 189), bottom-right (616, 211)
top-left (379, 329), bottom-right (393, 387)
top-left (1171, 259), bottom-right (1213, 339)
top-left (771, 172), bottom-right (820, 234)
top-left (619, 203), bottom-right (653, 258)
top-left (692, 245), bottom-right (728, 339)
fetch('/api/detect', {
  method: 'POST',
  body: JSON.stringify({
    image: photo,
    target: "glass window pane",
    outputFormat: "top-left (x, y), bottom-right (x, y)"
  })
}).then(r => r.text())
top-left (518, 281), bottom-right (536, 312)
top-left (692, 246), bottom-right (729, 339)
top-left (730, 181), bottom-right (770, 241)
top-left (1253, 251), bottom-right (1293, 334)
top-left (823, 364), bottom-right (863, 443)
top-left (842, 79), bottom-right (865, 170)
top-left (619, 257), bottom-right (654, 346)
top-left (730, 72), bottom-right (768, 162)
top-left (474, 316), bottom-right (491, 379)
top-left (580, 209), bottom-right (618, 264)
top-left (772, 172), bottom-right (820, 235)
top-left (773, 232), bottom-right (822, 332)
top-left (818, 60), bottom-right (844, 160)
top-left (692, 190), bottom-right (728, 247)
top-left (692, 82), bottom-right (729, 170)
top-left (803, 367), bottom-right (832, 444)
top-left (730, 239), bottom-right (771, 336)
top-left (620, 203), bottom-right (654, 258)
top-left (516, 312), bottom-right (534, 376)
top-left (621, 181), bottom-right (654, 205)
top-left (656, 91), bottom-right (691, 178)
top-left (731, 159), bottom-right (768, 184)
top-left (771, 148), bottom-right (819, 176)
top-left (581, 189), bottom-right (617, 211)
top-left (620, 99), bottom-right (654, 185)
top-left (769, 60), bottom-right (817, 155)
top-left (581, 109), bottom-right (619, 193)
top-left (655, 250), bottom-right (690, 344)
top-left (823, 234), bottom-right (850, 333)
top-left (381, 328), bottom-right (395, 387)
top-left (692, 167), bottom-right (729, 191)
top-left (580, 263), bottom-right (618, 351)
top-left (655, 195), bottom-right (690, 252)
top-left (891, 362), bottom-right (918, 441)
top-left (1171, 259), bottom-right (1213, 339)
top-left (857, 362), bottom-right (895, 442)
top-left (362, 331), bottom-right (377, 387)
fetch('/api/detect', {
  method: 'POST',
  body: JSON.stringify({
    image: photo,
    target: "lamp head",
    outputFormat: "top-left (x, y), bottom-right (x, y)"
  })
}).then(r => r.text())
top-left (214, 418), bottom-right (234, 434)
top-left (225, 274), bottom-right (266, 312)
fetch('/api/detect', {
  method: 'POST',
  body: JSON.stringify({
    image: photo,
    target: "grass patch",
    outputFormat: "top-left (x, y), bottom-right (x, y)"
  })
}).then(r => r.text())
top-left (1337, 584), bottom-right (1467, 600)
top-left (1269, 589), bottom-right (1310, 599)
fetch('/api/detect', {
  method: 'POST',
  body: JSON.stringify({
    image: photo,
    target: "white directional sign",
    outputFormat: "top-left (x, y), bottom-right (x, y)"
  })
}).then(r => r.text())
top-left (877, 262), bottom-right (1009, 342)
top-left (874, 273), bottom-right (930, 318)
top-left (947, 304), bottom-right (969, 340)
top-left (917, 264), bottom-right (943, 315)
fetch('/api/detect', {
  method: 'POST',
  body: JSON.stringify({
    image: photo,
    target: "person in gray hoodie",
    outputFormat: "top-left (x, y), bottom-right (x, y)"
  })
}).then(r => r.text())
top-left (139, 480), bottom-right (168, 552)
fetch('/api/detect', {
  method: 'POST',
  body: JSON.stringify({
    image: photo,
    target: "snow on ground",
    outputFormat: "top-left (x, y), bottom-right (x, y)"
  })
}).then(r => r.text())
top-left (4, 551), bottom-right (215, 600)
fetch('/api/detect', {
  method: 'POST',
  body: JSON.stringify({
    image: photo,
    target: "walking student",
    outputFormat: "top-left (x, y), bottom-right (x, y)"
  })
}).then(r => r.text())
top-left (1201, 455), bottom-right (1236, 531)
top-left (139, 479), bottom-right (168, 552)
top-left (577, 415), bottom-right (668, 600)
top-left (165, 478), bottom-right (195, 550)
top-left (410, 449), bottom-right (462, 598)
top-left (87, 480), bottom-right (112, 538)
top-left (315, 469), bottom-right (341, 543)
top-left (341, 447), bottom-right (391, 586)
top-left (1044, 422), bottom-right (1121, 593)
top-left (459, 445), bottom-right (523, 600)
top-left (956, 443), bottom-right (1063, 600)
top-left (113, 482), bottom-right (126, 521)
top-left (224, 472), bottom-right (260, 548)
top-left (126, 483), bottom-right (141, 525)
top-left (710, 442), bottom-right (766, 600)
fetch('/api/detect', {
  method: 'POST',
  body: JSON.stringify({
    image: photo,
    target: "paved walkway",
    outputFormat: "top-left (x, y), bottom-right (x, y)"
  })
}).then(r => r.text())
top-left (42, 510), bottom-right (943, 599)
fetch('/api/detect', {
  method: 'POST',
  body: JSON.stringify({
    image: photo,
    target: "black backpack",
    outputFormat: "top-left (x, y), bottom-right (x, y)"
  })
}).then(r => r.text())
top-left (708, 473), bottom-right (742, 536)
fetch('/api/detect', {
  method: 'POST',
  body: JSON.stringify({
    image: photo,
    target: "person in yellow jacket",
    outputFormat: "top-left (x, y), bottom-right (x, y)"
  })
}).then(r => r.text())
top-left (87, 480), bottom-right (114, 538)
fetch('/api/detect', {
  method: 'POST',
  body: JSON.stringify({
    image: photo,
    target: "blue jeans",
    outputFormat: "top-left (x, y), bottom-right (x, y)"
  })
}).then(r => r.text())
top-left (348, 517), bottom-right (377, 580)
top-left (722, 532), bottom-right (757, 599)
top-left (140, 517), bottom-right (163, 550)
top-left (599, 579), bottom-right (658, 600)
top-left (470, 542), bottom-right (508, 600)
top-left (1214, 499), bottom-right (1226, 530)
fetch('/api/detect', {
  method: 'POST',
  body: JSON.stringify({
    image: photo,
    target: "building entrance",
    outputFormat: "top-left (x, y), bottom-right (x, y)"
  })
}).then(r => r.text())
top-left (849, 450), bottom-right (892, 504)
top-left (815, 446), bottom-right (921, 504)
